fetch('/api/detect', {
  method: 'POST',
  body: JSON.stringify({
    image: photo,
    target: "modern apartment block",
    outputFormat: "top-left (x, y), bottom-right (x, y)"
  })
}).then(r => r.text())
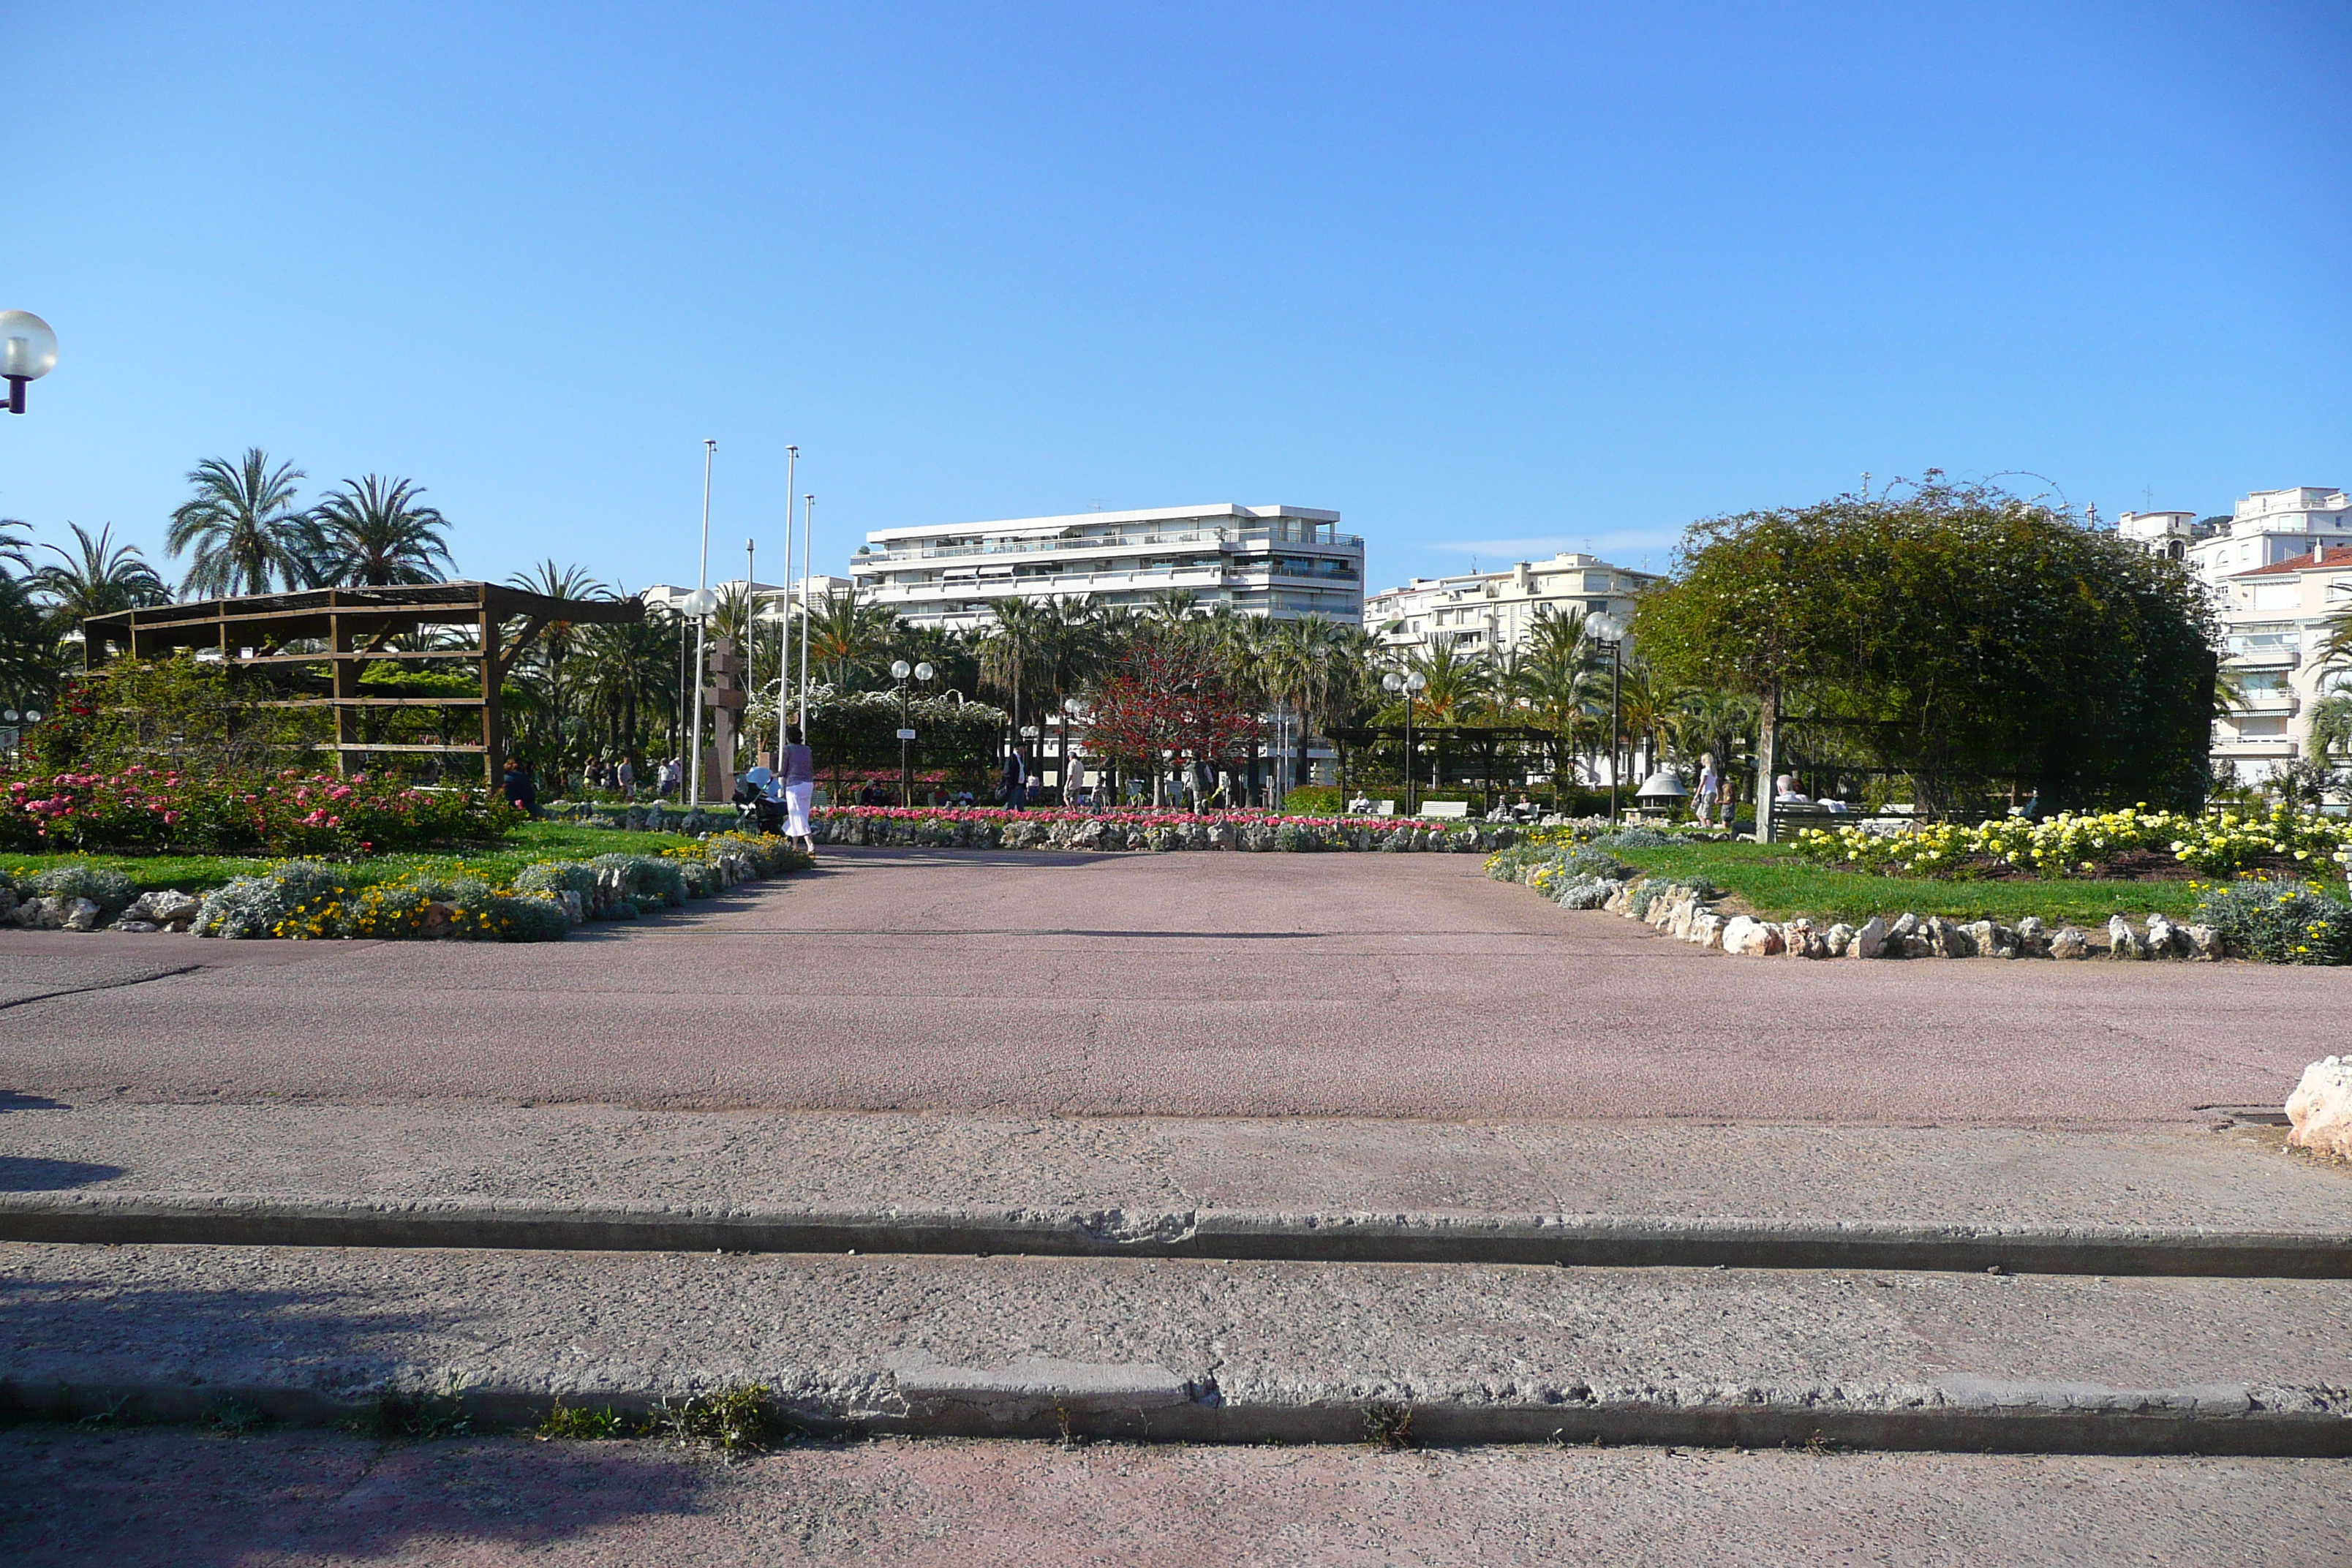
top-left (848, 505), bottom-right (1362, 631)
top-left (1363, 552), bottom-right (1658, 657)
top-left (2209, 543), bottom-right (2352, 779)
top-left (2119, 487), bottom-right (2352, 589)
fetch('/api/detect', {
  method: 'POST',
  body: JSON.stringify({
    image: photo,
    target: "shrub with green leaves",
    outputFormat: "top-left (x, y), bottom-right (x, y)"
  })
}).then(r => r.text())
top-left (2192, 878), bottom-right (2352, 965)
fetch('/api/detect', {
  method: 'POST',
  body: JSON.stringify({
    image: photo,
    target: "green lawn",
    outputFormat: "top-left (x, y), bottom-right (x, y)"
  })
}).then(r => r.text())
top-left (1610, 840), bottom-right (2206, 925)
top-left (0, 821), bottom-right (690, 896)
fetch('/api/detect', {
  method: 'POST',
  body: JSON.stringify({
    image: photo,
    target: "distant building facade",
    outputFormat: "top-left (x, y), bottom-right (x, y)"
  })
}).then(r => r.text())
top-left (1363, 552), bottom-right (1658, 657)
top-left (848, 505), bottom-right (1362, 632)
top-left (2211, 544), bottom-right (2352, 780)
top-left (641, 576), bottom-right (855, 618)
top-left (2128, 487), bottom-right (2352, 589)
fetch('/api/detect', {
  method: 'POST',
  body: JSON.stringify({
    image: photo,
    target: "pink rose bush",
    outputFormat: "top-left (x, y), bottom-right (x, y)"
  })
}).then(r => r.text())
top-left (0, 767), bottom-right (518, 855)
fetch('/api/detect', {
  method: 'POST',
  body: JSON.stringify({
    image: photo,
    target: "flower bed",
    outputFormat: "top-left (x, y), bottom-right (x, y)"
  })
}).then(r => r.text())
top-left (0, 768), bottom-right (517, 856)
top-left (3, 832), bottom-right (807, 942)
top-left (808, 804), bottom-right (1521, 853)
top-left (1793, 804), bottom-right (2352, 881)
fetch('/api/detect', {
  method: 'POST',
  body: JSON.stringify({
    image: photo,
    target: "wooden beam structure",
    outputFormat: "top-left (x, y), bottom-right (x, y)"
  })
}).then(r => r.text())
top-left (80, 582), bottom-right (643, 786)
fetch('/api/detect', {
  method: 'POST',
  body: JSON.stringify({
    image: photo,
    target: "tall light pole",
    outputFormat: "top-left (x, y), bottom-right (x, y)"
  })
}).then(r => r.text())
top-left (689, 439), bottom-right (717, 805)
top-left (891, 659), bottom-right (935, 806)
top-left (1382, 668), bottom-right (1428, 815)
top-left (799, 493), bottom-right (815, 727)
top-left (780, 444), bottom-right (797, 763)
top-left (1590, 614), bottom-right (1626, 822)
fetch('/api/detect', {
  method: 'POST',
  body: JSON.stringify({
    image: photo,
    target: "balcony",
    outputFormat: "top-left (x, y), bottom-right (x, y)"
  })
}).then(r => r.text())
top-left (855, 527), bottom-right (1363, 567)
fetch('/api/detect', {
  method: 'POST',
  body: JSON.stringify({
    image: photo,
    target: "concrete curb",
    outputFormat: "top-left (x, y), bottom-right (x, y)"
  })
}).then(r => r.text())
top-left (5, 1194), bottom-right (2348, 1278)
top-left (12, 1376), bottom-right (2351, 1457)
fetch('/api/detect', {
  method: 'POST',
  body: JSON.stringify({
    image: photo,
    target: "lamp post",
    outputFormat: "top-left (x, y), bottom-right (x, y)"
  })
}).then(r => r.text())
top-left (1063, 695), bottom-right (1086, 807)
top-left (1382, 668), bottom-right (1428, 815)
top-left (779, 445), bottom-right (796, 764)
top-left (1, 312), bottom-right (58, 414)
top-left (1589, 614), bottom-right (1626, 822)
top-left (892, 658), bottom-right (935, 806)
top-left (689, 440), bottom-right (716, 805)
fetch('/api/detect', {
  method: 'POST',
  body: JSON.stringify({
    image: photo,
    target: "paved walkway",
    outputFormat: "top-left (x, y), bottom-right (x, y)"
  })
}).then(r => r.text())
top-left (0, 846), bottom-right (2332, 1123)
top-left (6, 1429), bottom-right (2338, 1567)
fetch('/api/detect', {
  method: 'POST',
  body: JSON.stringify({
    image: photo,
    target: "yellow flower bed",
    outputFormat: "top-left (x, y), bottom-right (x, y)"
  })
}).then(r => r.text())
top-left (1797, 804), bottom-right (2352, 879)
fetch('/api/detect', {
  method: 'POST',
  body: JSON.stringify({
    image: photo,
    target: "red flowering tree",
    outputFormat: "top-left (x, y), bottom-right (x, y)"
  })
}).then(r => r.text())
top-left (1081, 641), bottom-right (1258, 776)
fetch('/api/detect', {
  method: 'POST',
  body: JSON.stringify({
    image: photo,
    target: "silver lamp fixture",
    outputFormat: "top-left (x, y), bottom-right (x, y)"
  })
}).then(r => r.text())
top-left (1, 312), bottom-right (58, 414)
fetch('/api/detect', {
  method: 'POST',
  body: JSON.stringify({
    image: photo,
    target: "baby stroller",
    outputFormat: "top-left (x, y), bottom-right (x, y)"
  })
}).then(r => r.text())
top-left (731, 776), bottom-right (787, 834)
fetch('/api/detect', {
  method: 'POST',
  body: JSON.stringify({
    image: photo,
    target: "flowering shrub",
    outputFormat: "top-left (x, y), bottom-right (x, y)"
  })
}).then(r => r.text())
top-left (2191, 878), bottom-right (2352, 965)
top-left (0, 768), bottom-right (517, 856)
top-left (809, 804), bottom-right (1516, 854)
top-left (1795, 804), bottom-right (2352, 881)
top-left (190, 831), bottom-right (810, 943)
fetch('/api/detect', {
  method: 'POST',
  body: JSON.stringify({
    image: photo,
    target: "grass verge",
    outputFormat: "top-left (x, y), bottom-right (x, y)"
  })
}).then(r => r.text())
top-left (1610, 840), bottom-right (2206, 925)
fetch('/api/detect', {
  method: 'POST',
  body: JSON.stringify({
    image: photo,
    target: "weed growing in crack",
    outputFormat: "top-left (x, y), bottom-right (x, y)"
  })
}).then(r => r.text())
top-left (645, 1384), bottom-right (777, 1458)
top-left (359, 1384), bottom-right (472, 1440)
top-left (1362, 1402), bottom-right (1415, 1451)
top-left (535, 1400), bottom-right (641, 1441)
top-left (203, 1399), bottom-right (270, 1436)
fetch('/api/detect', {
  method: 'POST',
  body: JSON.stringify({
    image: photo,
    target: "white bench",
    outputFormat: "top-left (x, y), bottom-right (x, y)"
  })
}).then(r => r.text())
top-left (1418, 799), bottom-right (1471, 820)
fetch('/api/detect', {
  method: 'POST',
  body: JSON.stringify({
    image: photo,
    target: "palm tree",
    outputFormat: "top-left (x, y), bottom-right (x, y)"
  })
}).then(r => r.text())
top-left (309, 475), bottom-right (454, 586)
top-left (167, 448), bottom-right (311, 598)
top-left (578, 597), bottom-right (689, 764)
top-left (34, 524), bottom-right (170, 630)
top-left (978, 597), bottom-right (1052, 758)
top-left (502, 562), bottom-right (612, 775)
top-left (2307, 693), bottom-right (2352, 765)
top-left (805, 587), bottom-right (899, 691)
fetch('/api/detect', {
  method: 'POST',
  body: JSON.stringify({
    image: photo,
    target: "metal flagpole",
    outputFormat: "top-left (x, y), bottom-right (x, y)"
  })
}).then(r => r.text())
top-left (780, 445), bottom-right (798, 758)
top-left (799, 493), bottom-right (814, 726)
top-left (689, 439), bottom-right (715, 806)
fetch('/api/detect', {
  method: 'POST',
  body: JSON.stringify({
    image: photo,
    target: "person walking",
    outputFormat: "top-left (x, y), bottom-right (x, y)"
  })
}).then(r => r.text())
top-left (1696, 752), bottom-right (1720, 828)
top-left (1001, 748), bottom-right (1029, 811)
top-left (780, 725), bottom-right (818, 854)
top-left (616, 755), bottom-right (636, 799)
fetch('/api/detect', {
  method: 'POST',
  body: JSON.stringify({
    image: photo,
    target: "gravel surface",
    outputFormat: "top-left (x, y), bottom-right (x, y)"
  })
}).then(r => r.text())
top-left (1, 1428), bottom-right (2343, 1567)
top-left (0, 848), bottom-right (2331, 1122)
top-left (6, 1241), bottom-right (2349, 1424)
top-left (1, 1101), bottom-right (2342, 1235)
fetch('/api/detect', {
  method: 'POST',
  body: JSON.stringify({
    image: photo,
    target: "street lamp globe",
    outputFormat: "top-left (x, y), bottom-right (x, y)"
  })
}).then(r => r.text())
top-left (913, 661), bottom-right (935, 683)
top-left (1405, 670), bottom-right (1428, 693)
top-left (1382, 671), bottom-right (1404, 694)
top-left (889, 659), bottom-right (912, 681)
top-left (0, 312), bottom-right (58, 382)
top-left (1063, 695), bottom-right (1085, 715)
top-left (1588, 613), bottom-right (1624, 644)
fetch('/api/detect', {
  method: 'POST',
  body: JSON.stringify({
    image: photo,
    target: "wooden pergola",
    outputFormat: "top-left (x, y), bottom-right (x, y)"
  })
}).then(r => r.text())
top-left (80, 582), bottom-right (642, 786)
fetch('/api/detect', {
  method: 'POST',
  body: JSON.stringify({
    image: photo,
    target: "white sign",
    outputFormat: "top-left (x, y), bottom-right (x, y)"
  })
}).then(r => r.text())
top-left (895, 728), bottom-right (916, 741)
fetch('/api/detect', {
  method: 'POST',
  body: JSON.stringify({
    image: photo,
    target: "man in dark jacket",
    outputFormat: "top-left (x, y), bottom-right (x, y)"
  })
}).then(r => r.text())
top-left (1001, 750), bottom-right (1029, 810)
top-left (501, 758), bottom-right (540, 819)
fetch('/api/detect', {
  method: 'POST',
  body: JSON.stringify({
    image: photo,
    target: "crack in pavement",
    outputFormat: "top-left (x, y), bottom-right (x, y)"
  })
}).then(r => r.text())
top-left (0, 963), bottom-right (206, 1014)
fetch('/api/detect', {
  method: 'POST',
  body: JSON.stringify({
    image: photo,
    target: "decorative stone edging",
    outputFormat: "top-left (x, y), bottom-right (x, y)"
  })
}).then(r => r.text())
top-left (1545, 873), bottom-right (2226, 961)
top-left (812, 812), bottom-right (1520, 855)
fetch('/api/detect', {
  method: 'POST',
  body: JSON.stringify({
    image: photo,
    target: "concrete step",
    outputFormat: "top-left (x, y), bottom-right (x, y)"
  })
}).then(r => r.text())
top-left (6, 1240), bottom-right (2350, 1455)
top-left (1, 1105), bottom-right (2343, 1275)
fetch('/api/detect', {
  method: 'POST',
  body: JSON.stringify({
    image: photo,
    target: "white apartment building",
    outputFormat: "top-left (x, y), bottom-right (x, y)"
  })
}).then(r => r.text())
top-left (847, 505), bottom-right (1362, 631)
top-left (2124, 487), bottom-right (2352, 589)
top-left (2211, 543), bottom-right (2352, 779)
top-left (1363, 552), bottom-right (1659, 657)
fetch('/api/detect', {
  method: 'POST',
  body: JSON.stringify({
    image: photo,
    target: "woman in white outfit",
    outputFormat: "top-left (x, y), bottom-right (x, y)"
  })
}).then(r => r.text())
top-left (780, 725), bottom-right (818, 853)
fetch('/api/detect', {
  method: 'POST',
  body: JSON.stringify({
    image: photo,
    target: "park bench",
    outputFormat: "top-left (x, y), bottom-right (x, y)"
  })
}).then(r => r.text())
top-left (1418, 800), bottom-right (1472, 820)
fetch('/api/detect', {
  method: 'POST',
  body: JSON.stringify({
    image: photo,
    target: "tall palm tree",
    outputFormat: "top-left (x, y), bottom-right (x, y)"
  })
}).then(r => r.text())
top-left (804, 587), bottom-right (899, 691)
top-left (502, 562), bottom-right (612, 774)
top-left (167, 448), bottom-right (310, 598)
top-left (34, 524), bottom-right (170, 630)
top-left (978, 597), bottom-right (1052, 755)
top-left (2307, 693), bottom-right (2352, 765)
top-left (309, 475), bottom-right (454, 586)
top-left (578, 598), bottom-right (689, 764)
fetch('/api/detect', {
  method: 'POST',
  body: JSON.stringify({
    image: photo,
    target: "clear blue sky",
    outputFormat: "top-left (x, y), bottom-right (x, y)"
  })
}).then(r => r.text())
top-left (4, 1), bottom-right (2346, 595)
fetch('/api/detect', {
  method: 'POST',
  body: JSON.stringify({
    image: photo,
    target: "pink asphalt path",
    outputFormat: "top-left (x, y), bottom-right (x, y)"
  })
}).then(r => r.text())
top-left (0, 846), bottom-right (2330, 1123)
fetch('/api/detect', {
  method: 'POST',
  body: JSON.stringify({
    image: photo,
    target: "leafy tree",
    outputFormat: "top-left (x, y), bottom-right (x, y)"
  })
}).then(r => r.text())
top-left (1635, 476), bottom-right (2218, 818)
top-left (167, 449), bottom-right (312, 597)
top-left (309, 475), bottom-right (454, 586)
top-left (1082, 638), bottom-right (1257, 802)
